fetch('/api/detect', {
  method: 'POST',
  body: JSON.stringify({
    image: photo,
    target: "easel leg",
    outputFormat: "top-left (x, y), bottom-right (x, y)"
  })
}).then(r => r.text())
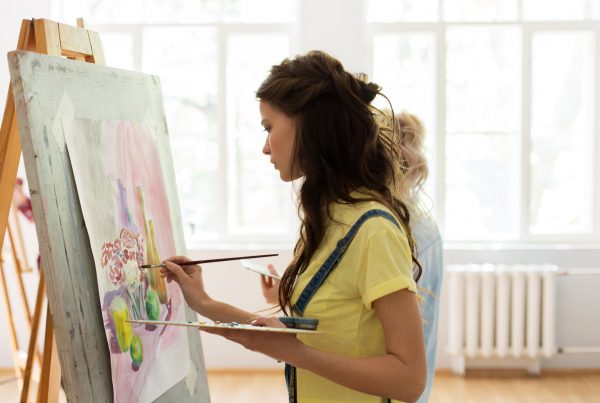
top-left (20, 270), bottom-right (46, 403)
top-left (7, 218), bottom-right (42, 367)
top-left (0, 259), bottom-right (23, 379)
top-left (0, 87), bottom-right (22, 252)
top-left (36, 306), bottom-right (61, 403)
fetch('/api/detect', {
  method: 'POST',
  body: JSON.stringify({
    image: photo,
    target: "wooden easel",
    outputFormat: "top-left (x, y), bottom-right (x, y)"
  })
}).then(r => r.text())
top-left (0, 17), bottom-right (104, 403)
top-left (0, 200), bottom-right (42, 388)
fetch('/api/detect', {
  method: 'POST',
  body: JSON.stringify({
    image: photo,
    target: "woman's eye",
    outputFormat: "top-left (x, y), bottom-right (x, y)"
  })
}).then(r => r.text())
top-left (263, 127), bottom-right (271, 133)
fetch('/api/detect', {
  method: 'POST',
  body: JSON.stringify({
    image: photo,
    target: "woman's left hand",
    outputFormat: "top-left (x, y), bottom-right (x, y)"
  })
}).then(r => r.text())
top-left (201, 316), bottom-right (304, 364)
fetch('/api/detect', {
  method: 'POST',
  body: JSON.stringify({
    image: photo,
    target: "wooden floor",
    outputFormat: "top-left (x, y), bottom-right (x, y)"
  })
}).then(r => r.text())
top-left (206, 369), bottom-right (600, 403)
top-left (1, 368), bottom-right (599, 402)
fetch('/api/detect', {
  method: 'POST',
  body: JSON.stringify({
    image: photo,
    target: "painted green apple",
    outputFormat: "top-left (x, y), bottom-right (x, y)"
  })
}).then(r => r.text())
top-left (145, 287), bottom-right (160, 321)
top-left (130, 335), bottom-right (143, 370)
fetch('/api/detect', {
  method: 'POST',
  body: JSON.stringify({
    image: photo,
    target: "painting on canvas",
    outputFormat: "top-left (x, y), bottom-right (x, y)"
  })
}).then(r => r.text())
top-left (65, 118), bottom-right (189, 402)
top-left (7, 50), bottom-right (205, 403)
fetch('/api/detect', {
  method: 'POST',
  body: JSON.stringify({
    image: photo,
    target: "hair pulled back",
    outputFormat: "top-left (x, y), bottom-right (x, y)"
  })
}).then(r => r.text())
top-left (256, 51), bottom-right (421, 314)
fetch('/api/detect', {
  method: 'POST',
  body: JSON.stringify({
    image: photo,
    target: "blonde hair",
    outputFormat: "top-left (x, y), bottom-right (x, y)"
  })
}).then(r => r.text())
top-left (395, 112), bottom-right (428, 191)
top-left (375, 110), bottom-right (430, 215)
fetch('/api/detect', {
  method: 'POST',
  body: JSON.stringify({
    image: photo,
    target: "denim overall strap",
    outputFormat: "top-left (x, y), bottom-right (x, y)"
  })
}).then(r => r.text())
top-left (285, 209), bottom-right (400, 403)
top-left (293, 209), bottom-right (400, 315)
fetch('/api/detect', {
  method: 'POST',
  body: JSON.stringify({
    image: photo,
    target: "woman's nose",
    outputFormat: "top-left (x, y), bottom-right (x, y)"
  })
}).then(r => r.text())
top-left (262, 136), bottom-right (270, 155)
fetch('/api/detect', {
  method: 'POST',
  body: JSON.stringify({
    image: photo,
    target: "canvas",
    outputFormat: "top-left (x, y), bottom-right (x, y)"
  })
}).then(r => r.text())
top-left (8, 50), bottom-right (208, 403)
top-left (65, 118), bottom-right (190, 403)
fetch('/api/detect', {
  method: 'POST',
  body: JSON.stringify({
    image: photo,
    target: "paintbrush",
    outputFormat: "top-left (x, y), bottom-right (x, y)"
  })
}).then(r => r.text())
top-left (139, 253), bottom-right (278, 269)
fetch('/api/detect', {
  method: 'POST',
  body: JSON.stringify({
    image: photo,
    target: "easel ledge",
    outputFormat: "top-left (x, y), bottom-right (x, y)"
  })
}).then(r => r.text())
top-left (0, 17), bottom-right (105, 403)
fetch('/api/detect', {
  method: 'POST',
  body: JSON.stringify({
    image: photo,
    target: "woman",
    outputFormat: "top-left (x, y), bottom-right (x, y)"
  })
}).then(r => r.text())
top-left (260, 112), bottom-right (443, 403)
top-left (393, 112), bottom-right (443, 403)
top-left (162, 51), bottom-right (426, 403)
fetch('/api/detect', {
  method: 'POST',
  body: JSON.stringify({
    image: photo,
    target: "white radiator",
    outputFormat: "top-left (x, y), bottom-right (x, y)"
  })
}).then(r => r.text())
top-left (446, 264), bottom-right (559, 374)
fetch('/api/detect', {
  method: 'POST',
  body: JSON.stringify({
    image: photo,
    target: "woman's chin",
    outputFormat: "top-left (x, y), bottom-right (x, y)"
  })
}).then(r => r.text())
top-left (279, 173), bottom-right (293, 182)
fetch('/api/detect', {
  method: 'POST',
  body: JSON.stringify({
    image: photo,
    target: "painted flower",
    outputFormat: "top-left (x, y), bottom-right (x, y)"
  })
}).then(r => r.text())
top-left (135, 234), bottom-right (145, 267)
top-left (101, 242), bottom-right (113, 266)
top-left (113, 239), bottom-right (122, 254)
top-left (108, 255), bottom-right (124, 286)
top-left (101, 228), bottom-right (145, 287)
top-left (123, 260), bottom-right (141, 287)
top-left (120, 228), bottom-right (137, 249)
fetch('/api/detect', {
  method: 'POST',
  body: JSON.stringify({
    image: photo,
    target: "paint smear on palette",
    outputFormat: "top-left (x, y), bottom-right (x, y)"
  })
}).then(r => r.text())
top-left (65, 118), bottom-right (189, 403)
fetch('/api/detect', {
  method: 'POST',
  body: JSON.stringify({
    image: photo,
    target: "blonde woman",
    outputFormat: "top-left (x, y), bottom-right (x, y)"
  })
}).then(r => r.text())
top-left (394, 112), bottom-right (443, 403)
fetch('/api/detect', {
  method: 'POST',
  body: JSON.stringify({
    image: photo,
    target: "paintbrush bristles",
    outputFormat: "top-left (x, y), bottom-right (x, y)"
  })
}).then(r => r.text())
top-left (140, 264), bottom-right (165, 269)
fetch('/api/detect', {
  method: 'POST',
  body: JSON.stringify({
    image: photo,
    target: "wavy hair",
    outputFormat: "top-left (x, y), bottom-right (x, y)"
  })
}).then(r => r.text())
top-left (394, 112), bottom-right (429, 210)
top-left (256, 51), bottom-right (422, 314)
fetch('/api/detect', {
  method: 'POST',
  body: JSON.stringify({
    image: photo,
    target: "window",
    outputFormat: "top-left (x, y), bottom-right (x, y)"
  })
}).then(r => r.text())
top-left (368, 0), bottom-right (599, 243)
top-left (56, 0), bottom-right (298, 247)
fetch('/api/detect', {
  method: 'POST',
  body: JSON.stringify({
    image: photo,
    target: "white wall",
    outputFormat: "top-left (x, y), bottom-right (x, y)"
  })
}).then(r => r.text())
top-left (1, 0), bottom-right (599, 373)
top-left (296, 0), bottom-right (369, 73)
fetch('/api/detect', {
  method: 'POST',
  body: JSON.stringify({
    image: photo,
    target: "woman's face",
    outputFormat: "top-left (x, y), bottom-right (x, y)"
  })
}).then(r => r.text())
top-left (259, 100), bottom-right (301, 182)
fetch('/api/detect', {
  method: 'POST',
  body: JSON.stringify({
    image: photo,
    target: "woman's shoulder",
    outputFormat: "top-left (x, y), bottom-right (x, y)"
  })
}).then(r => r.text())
top-left (331, 197), bottom-right (404, 238)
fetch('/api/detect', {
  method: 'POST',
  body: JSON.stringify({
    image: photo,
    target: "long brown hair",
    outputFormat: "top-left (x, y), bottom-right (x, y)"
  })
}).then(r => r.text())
top-left (256, 51), bottom-right (422, 314)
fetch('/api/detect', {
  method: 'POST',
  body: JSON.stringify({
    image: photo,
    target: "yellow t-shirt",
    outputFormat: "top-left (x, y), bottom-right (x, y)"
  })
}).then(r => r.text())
top-left (292, 197), bottom-right (417, 403)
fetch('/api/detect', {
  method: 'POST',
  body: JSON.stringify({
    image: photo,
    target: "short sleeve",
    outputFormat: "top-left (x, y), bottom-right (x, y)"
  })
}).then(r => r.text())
top-left (357, 218), bottom-right (417, 309)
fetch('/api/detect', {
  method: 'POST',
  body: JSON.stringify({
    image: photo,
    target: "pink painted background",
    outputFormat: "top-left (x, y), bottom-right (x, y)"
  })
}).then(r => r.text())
top-left (67, 119), bottom-right (189, 403)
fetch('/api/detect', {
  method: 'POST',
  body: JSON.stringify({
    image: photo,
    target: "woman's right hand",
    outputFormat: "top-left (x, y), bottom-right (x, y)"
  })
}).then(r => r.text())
top-left (161, 255), bottom-right (210, 314)
top-left (260, 264), bottom-right (281, 305)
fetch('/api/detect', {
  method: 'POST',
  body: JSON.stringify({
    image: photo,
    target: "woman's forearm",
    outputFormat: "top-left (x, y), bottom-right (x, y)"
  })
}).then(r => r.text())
top-left (195, 295), bottom-right (257, 324)
top-left (290, 344), bottom-right (425, 403)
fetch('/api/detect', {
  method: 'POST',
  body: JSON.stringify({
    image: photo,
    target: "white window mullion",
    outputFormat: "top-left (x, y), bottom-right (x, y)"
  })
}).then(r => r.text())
top-left (518, 0), bottom-right (523, 21)
top-left (133, 25), bottom-right (143, 72)
top-left (595, 23), bottom-right (600, 240)
top-left (520, 24), bottom-right (532, 241)
top-left (218, 25), bottom-right (229, 240)
top-left (435, 24), bottom-right (446, 230)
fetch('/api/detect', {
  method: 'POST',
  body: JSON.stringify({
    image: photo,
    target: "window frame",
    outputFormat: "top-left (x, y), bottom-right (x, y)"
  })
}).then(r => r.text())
top-left (367, 19), bottom-right (600, 245)
top-left (65, 17), bottom-right (299, 248)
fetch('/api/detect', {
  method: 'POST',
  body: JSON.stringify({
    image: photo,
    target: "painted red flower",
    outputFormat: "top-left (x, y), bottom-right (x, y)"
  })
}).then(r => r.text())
top-left (101, 229), bottom-right (145, 287)
top-left (113, 239), bottom-right (122, 257)
top-left (120, 228), bottom-right (137, 249)
top-left (108, 255), bottom-right (124, 285)
top-left (101, 242), bottom-right (114, 266)
top-left (135, 234), bottom-right (145, 266)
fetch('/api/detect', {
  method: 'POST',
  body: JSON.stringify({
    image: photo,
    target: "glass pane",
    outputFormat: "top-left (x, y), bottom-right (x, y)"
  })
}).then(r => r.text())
top-left (59, 1), bottom-right (96, 25)
top-left (223, 0), bottom-right (297, 22)
top-left (446, 26), bottom-right (521, 133)
top-left (445, 133), bottom-right (518, 240)
top-left (226, 34), bottom-right (294, 234)
top-left (63, 0), bottom-right (220, 23)
top-left (143, 27), bottom-right (220, 240)
top-left (100, 32), bottom-right (135, 70)
top-left (530, 32), bottom-right (595, 234)
top-left (523, 0), bottom-right (593, 21)
top-left (366, 0), bottom-right (439, 22)
top-left (78, 0), bottom-right (145, 24)
top-left (443, 0), bottom-right (518, 21)
top-left (144, 0), bottom-right (220, 23)
top-left (372, 33), bottom-right (437, 201)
